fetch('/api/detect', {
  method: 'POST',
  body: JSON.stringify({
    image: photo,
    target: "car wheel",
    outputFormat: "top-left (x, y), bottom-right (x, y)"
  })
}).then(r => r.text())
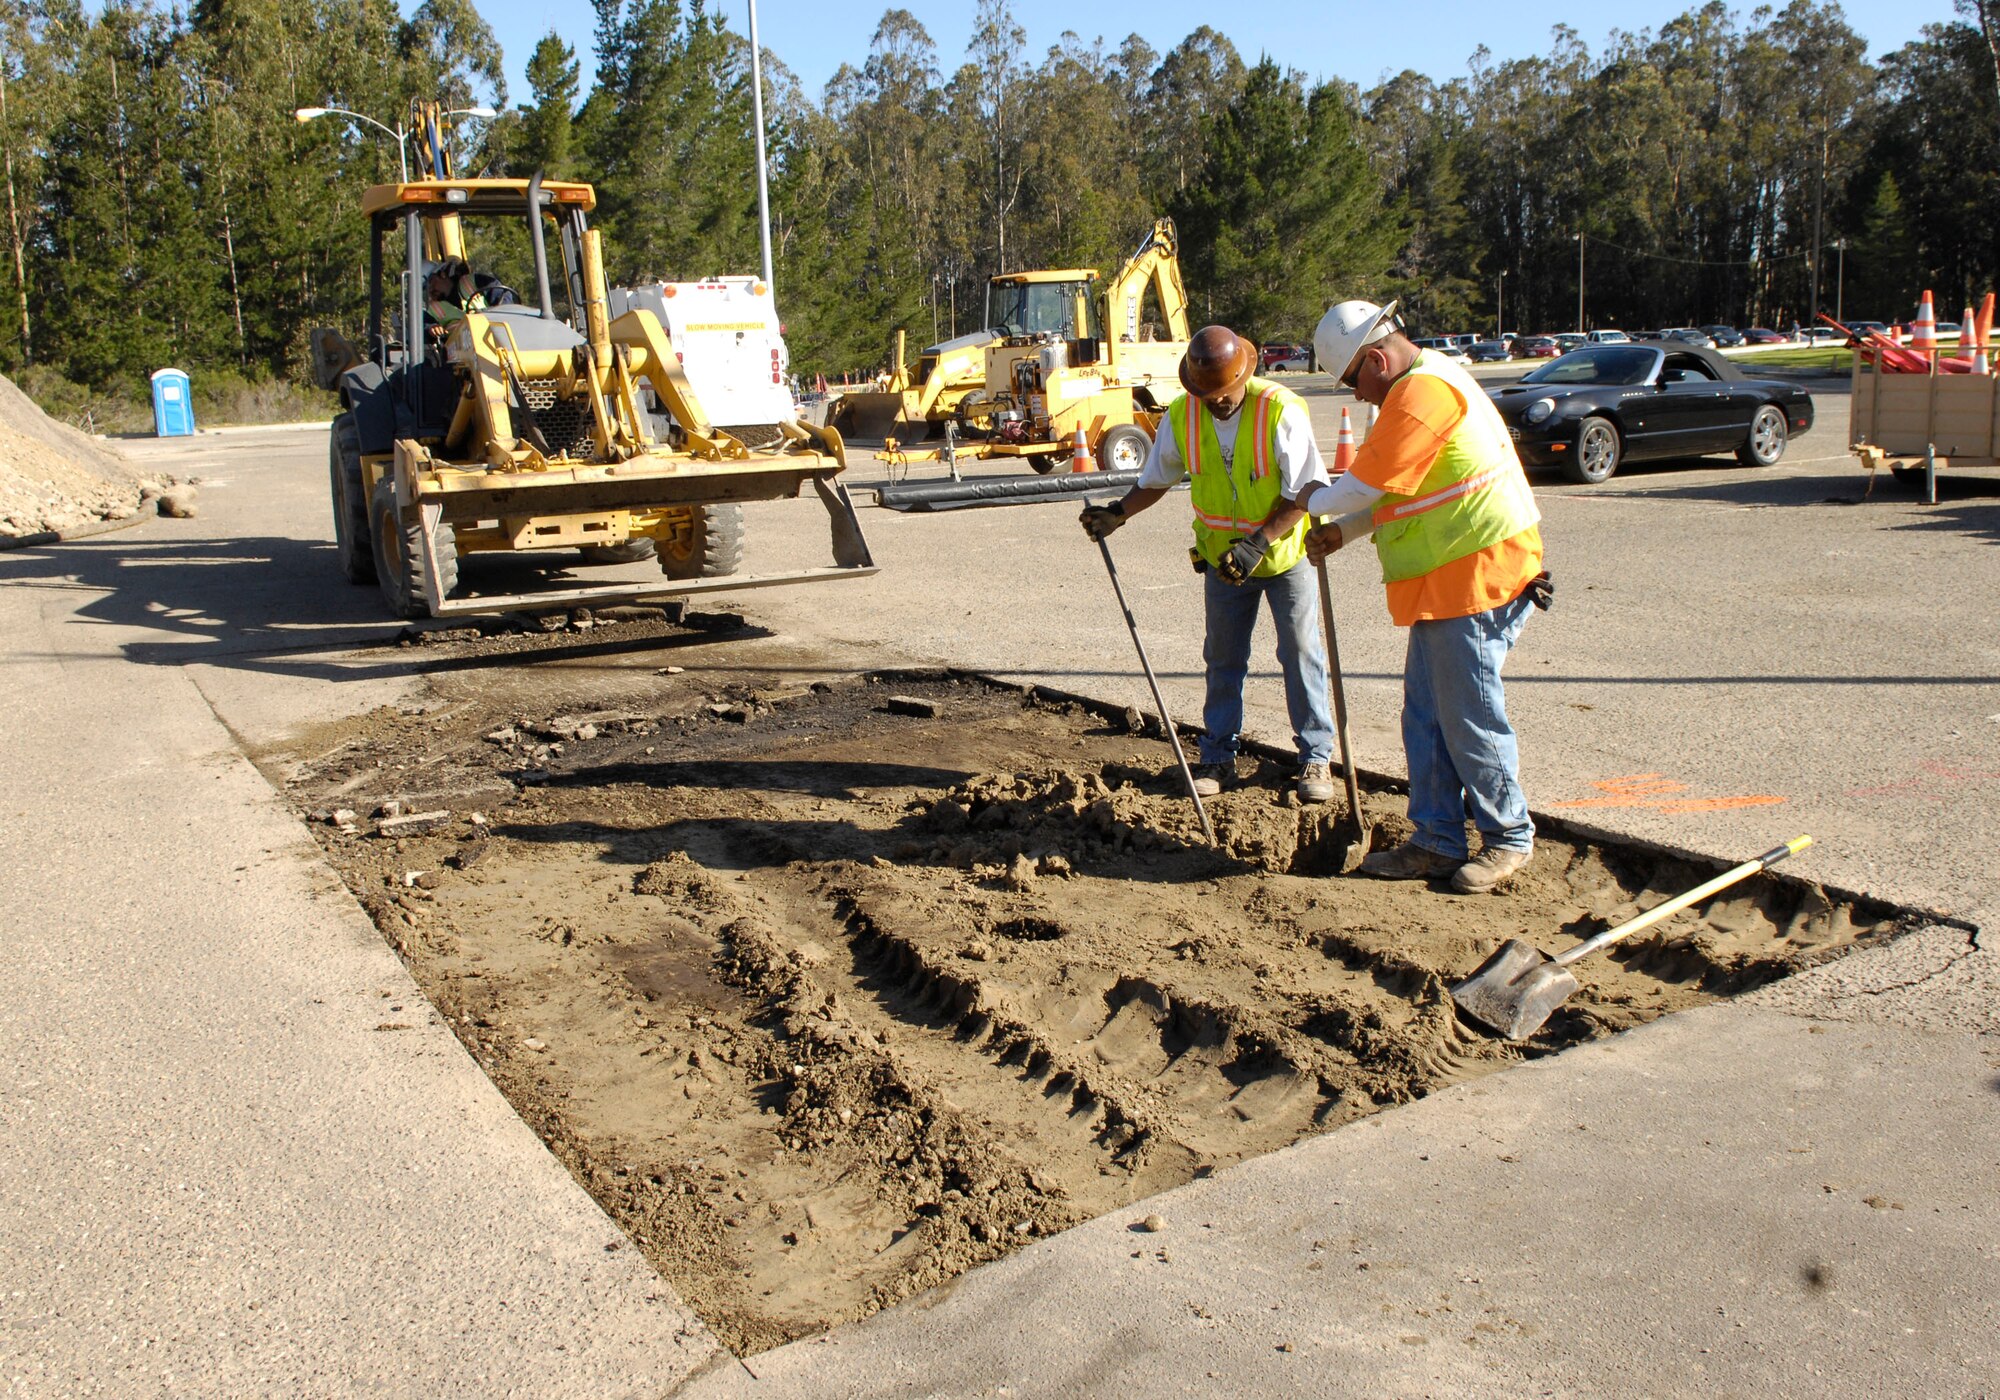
top-left (1565, 416), bottom-right (1622, 484)
top-left (1737, 404), bottom-right (1787, 467)
top-left (1097, 424), bottom-right (1152, 473)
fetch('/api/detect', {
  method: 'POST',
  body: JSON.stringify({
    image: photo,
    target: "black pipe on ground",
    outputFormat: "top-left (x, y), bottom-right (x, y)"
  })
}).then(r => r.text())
top-left (875, 468), bottom-right (1142, 512)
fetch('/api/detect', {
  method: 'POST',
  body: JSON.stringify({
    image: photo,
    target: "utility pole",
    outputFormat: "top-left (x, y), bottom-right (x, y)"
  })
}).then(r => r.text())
top-left (1575, 233), bottom-right (1585, 333)
top-left (1833, 238), bottom-right (1846, 324)
top-left (746, 0), bottom-right (775, 291)
top-left (1497, 268), bottom-right (1507, 340)
top-left (1809, 129), bottom-right (1827, 318)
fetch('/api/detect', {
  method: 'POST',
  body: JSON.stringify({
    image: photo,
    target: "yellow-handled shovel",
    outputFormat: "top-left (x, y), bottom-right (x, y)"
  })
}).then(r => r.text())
top-left (1451, 836), bottom-right (1813, 1041)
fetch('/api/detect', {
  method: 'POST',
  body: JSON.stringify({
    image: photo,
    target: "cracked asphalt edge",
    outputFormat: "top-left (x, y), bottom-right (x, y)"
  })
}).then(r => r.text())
top-left (1744, 920), bottom-right (1997, 1037)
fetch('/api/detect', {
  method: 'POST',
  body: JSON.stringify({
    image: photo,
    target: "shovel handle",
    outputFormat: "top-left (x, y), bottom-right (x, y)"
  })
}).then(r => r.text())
top-left (1094, 529), bottom-right (1217, 846)
top-left (1554, 836), bottom-right (1812, 969)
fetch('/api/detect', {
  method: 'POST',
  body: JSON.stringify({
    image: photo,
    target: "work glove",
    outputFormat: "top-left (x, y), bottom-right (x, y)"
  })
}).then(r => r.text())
top-left (1216, 532), bottom-right (1269, 585)
top-left (1079, 500), bottom-right (1126, 541)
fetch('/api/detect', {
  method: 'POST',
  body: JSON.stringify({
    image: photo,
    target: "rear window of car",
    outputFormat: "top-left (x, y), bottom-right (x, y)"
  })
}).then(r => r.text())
top-left (1521, 346), bottom-right (1656, 386)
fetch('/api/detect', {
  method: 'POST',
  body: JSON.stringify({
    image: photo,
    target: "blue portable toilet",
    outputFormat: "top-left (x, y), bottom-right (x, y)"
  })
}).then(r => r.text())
top-left (150, 368), bottom-right (194, 437)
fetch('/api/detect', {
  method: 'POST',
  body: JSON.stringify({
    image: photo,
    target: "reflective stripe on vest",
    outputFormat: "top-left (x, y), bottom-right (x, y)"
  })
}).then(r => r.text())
top-left (1170, 377), bottom-right (1310, 578)
top-left (1368, 351), bottom-right (1540, 586)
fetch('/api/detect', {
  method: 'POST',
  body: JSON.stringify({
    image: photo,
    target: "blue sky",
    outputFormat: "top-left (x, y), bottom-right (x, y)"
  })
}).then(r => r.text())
top-left (474, 0), bottom-right (1951, 108)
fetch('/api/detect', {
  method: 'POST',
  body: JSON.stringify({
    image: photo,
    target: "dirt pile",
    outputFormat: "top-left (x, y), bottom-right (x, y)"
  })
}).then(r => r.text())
top-left (279, 668), bottom-right (1908, 1355)
top-left (0, 372), bottom-right (143, 537)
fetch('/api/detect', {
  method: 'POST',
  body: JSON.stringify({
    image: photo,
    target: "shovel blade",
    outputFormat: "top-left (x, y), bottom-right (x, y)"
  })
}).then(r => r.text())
top-left (1451, 939), bottom-right (1581, 1042)
top-left (1334, 821), bottom-right (1371, 875)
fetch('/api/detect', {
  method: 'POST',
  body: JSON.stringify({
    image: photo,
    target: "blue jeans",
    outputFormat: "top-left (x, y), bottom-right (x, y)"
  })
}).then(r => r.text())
top-left (1200, 560), bottom-right (1334, 768)
top-left (1402, 592), bottom-right (1535, 860)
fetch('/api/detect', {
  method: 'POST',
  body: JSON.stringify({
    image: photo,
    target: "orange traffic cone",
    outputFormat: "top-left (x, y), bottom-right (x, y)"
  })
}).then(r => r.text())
top-left (1963, 304), bottom-right (1986, 375)
top-left (1332, 407), bottom-right (1357, 475)
top-left (1069, 427), bottom-right (1096, 473)
top-left (1979, 292), bottom-right (1995, 352)
top-left (1911, 290), bottom-right (1938, 356)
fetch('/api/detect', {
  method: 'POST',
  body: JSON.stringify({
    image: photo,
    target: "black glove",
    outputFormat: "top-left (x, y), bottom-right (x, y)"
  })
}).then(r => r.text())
top-left (1080, 500), bottom-right (1126, 541)
top-left (1525, 569), bottom-right (1554, 611)
top-left (1217, 532), bottom-right (1269, 585)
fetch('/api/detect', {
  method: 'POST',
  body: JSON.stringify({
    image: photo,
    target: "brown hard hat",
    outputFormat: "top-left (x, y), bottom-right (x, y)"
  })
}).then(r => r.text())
top-left (1179, 325), bottom-right (1255, 398)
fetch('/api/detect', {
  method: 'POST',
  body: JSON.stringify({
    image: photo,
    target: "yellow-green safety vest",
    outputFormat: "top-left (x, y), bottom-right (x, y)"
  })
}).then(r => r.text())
top-left (1368, 350), bottom-right (1540, 584)
top-left (1169, 376), bottom-right (1311, 578)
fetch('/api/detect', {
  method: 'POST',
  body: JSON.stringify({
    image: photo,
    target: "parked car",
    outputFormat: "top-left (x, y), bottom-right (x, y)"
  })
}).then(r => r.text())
top-left (1701, 325), bottom-right (1744, 347)
top-left (1413, 336), bottom-right (1473, 364)
top-left (1260, 342), bottom-right (1312, 372)
top-left (1795, 326), bottom-right (1843, 345)
top-left (1743, 327), bottom-right (1788, 344)
top-left (1466, 340), bottom-right (1513, 363)
top-left (1844, 320), bottom-right (1888, 338)
top-left (1585, 328), bottom-right (1631, 344)
top-left (1552, 332), bottom-right (1587, 353)
top-left (1487, 343), bottom-right (1813, 485)
top-left (1661, 328), bottom-right (1717, 348)
top-left (1512, 336), bottom-right (1561, 359)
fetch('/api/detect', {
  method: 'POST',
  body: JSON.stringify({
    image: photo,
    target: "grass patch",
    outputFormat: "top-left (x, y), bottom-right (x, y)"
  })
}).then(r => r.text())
top-left (1733, 346), bottom-right (1855, 371)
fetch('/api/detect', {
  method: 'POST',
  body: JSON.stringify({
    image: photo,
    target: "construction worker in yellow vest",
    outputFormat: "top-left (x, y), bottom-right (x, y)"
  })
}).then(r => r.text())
top-left (1080, 325), bottom-right (1337, 804)
top-left (1301, 300), bottom-right (1550, 894)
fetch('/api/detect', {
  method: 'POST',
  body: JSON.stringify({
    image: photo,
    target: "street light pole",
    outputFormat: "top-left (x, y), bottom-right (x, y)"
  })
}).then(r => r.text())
top-left (293, 104), bottom-right (496, 184)
top-left (1833, 238), bottom-right (1847, 324)
top-left (1574, 233), bottom-right (1585, 333)
top-left (295, 105), bottom-right (409, 182)
top-left (746, 0), bottom-right (775, 292)
top-left (1497, 268), bottom-right (1507, 341)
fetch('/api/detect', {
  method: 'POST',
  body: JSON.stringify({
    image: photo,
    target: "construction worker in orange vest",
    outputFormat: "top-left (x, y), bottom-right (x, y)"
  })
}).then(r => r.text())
top-left (1079, 325), bottom-right (1338, 804)
top-left (1301, 300), bottom-right (1551, 894)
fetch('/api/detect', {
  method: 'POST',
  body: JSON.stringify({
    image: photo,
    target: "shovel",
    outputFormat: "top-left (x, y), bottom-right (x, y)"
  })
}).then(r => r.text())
top-left (1451, 836), bottom-right (1812, 1041)
top-left (1316, 561), bottom-right (1371, 873)
top-left (1093, 531), bottom-right (1217, 846)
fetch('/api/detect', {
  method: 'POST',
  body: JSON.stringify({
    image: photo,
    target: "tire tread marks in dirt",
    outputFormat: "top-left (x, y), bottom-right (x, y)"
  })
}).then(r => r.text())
top-left (285, 673), bottom-right (1913, 1355)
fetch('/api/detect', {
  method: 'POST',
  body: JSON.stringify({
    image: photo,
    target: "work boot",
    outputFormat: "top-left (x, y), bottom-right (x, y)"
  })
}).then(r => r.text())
top-left (1356, 839), bottom-right (1460, 880)
top-left (1451, 845), bottom-right (1533, 894)
top-left (1296, 761), bottom-right (1335, 804)
top-left (1190, 759), bottom-right (1239, 797)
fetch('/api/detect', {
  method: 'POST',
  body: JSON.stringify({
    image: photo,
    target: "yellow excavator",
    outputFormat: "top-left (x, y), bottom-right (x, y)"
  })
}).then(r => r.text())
top-left (309, 100), bottom-right (873, 619)
top-left (881, 218), bottom-right (1192, 474)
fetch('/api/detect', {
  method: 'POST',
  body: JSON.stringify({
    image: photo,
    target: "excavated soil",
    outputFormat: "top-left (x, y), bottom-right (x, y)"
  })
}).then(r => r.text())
top-left (0, 373), bottom-right (143, 537)
top-left (279, 665), bottom-right (1904, 1355)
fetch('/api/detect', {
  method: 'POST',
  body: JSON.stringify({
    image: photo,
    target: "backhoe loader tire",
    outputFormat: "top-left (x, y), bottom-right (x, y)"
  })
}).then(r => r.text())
top-left (369, 477), bottom-right (457, 619)
top-left (658, 504), bottom-right (743, 581)
top-left (1097, 424), bottom-right (1153, 474)
top-left (579, 539), bottom-right (659, 565)
top-left (329, 413), bottom-right (374, 585)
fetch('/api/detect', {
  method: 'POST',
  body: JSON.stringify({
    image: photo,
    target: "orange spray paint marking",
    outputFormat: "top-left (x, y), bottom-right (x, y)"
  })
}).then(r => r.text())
top-left (1552, 773), bottom-right (1784, 813)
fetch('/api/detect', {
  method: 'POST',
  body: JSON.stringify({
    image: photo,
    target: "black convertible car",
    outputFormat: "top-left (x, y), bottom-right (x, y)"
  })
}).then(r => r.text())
top-left (1487, 344), bottom-right (1814, 484)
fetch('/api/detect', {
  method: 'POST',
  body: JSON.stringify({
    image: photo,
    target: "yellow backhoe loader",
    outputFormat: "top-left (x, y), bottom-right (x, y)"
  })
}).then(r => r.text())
top-left (827, 325), bottom-right (1000, 440)
top-left (308, 101), bottom-right (873, 620)
top-left (883, 218), bottom-right (1192, 475)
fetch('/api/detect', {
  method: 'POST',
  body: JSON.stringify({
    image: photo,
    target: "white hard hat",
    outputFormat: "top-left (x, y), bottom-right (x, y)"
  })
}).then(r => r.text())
top-left (1314, 299), bottom-right (1400, 381)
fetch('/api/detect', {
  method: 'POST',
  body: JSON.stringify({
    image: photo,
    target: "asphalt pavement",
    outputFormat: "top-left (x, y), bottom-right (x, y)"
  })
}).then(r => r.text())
top-left (2, 393), bottom-right (1994, 1397)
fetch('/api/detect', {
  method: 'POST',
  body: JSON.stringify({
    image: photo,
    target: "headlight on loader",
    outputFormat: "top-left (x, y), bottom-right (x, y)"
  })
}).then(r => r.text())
top-left (1523, 397), bottom-right (1556, 426)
